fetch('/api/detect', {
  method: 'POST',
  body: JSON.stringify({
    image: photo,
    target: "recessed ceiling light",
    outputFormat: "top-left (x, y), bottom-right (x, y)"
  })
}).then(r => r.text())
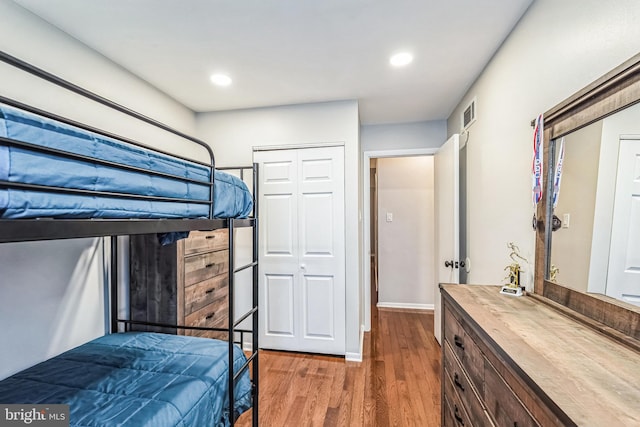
top-left (390, 52), bottom-right (413, 67)
top-left (210, 74), bottom-right (232, 86)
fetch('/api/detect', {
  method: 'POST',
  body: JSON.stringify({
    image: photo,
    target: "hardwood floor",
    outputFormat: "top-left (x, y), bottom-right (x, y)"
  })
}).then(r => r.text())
top-left (236, 307), bottom-right (441, 426)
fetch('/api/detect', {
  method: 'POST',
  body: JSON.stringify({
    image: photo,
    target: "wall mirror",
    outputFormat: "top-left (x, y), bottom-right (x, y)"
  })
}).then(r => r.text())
top-left (549, 102), bottom-right (640, 305)
top-left (534, 52), bottom-right (640, 343)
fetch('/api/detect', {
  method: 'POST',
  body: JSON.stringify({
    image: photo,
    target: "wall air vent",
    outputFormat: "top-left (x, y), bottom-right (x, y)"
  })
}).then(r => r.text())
top-left (461, 97), bottom-right (477, 130)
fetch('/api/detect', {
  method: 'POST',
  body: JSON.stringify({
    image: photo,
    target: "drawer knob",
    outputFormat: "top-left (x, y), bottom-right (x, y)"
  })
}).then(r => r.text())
top-left (206, 263), bottom-right (215, 269)
top-left (454, 373), bottom-right (465, 391)
top-left (205, 235), bottom-right (216, 239)
top-left (205, 288), bottom-right (215, 294)
top-left (454, 405), bottom-right (465, 426)
top-left (454, 334), bottom-right (465, 350)
top-left (205, 312), bottom-right (215, 320)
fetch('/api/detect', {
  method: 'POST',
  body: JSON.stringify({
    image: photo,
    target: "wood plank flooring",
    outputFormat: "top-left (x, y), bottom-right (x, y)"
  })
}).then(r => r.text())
top-left (236, 307), bottom-right (441, 426)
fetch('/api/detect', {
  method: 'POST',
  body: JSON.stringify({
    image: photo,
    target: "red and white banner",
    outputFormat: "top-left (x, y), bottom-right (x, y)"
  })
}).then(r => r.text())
top-left (532, 114), bottom-right (544, 207)
top-left (552, 137), bottom-right (565, 209)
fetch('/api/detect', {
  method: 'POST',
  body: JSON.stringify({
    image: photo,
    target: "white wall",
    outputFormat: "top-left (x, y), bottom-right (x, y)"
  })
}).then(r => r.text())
top-left (362, 120), bottom-right (446, 151)
top-left (0, 2), bottom-right (197, 379)
top-left (195, 100), bottom-right (361, 355)
top-left (377, 156), bottom-right (435, 308)
top-left (0, 3), bottom-right (199, 157)
top-left (447, 0), bottom-right (640, 286)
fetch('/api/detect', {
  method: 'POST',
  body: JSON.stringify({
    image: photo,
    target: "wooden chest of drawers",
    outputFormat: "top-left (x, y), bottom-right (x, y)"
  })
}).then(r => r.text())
top-left (130, 229), bottom-right (229, 339)
top-left (440, 284), bottom-right (640, 427)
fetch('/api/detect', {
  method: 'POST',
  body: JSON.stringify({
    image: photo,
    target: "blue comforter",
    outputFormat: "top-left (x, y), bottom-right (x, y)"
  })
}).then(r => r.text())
top-left (0, 333), bottom-right (252, 426)
top-left (0, 103), bottom-right (253, 219)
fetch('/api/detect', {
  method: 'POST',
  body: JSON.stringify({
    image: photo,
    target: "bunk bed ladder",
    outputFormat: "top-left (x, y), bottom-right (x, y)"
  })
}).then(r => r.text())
top-left (227, 163), bottom-right (259, 426)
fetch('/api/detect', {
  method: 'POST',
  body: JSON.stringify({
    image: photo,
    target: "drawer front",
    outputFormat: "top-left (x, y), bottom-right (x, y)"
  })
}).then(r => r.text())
top-left (443, 392), bottom-right (456, 427)
top-left (444, 366), bottom-right (474, 427)
top-left (484, 359), bottom-right (538, 427)
top-left (184, 250), bottom-right (229, 287)
top-left (444, 305), bottom-right (485, 393)
top-left (185, 229), bottom-right (229, 255)
top-left (444, 341), bottom-right (489, 426)
top-left (184, 301), bottom-right (228, 332)
top-left (184, 274), bottom-right (229, 316)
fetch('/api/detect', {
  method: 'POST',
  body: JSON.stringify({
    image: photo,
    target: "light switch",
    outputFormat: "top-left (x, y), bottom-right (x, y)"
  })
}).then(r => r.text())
top-left (386, 212), bottom-right (393, 222)
top-left (562, 213), bottom-right (570, 228)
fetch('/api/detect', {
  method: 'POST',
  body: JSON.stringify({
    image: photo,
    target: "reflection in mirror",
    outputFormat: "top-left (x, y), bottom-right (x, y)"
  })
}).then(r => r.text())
top-left (549, 102), bottom-right (640, 306)
top-left (549, 121), bottom-right (602, 291)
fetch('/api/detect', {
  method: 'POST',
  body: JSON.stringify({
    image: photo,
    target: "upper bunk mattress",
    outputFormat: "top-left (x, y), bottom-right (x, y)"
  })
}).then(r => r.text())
top-left (0, 332), bottom-right (252, 427)
top-left (0, 103), bottom-right (253, 219)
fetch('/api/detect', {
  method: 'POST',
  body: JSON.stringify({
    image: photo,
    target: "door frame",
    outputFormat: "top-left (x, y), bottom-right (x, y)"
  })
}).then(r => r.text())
top-left (362, 148), bottom-right (438, 331)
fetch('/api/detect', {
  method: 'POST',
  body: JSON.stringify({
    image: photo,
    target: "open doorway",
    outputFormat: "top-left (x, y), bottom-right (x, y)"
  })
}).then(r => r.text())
top-left (363, 148), bottom-right (438, 333)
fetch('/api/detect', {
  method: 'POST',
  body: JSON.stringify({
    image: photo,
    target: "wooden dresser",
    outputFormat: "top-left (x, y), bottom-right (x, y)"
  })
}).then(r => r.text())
top-left (130, 229), bottom-right (230, 339)
top-left (440, 284), bottom-right (640, 427)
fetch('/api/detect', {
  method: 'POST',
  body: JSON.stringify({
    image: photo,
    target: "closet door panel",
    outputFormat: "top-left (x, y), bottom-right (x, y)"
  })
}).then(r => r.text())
top-left (264, 194), bottom-right (295, 256)
top-left (302, 275), bottom-right (335, 340)
top-left (301, 192), bottom-right (334, 256)
top-left (256, 150), bottom-right (300, 351)
top-left (264, 274), bottom-right (296, 337)
top-left (297, 146), bottom-right (345, 354)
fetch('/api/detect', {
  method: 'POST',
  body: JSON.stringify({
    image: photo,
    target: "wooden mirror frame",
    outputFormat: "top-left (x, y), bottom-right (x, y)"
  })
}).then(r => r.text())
top-left (532, 53), bottom-right (640, 347)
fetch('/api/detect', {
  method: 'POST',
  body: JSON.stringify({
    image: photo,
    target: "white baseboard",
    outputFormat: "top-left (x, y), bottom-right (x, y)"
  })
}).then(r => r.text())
top-left (376, 302), bottom-right (434, 311)
top-left (345, 352), bottom-right (362, 362)
top-left (345, 325), bottom-right (365, 362)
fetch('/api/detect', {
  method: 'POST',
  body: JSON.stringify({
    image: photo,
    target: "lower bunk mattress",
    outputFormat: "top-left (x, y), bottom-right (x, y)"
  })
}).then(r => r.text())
top-left (0, 332), bottom-right (252, 427)
top-left (0, 102), bottom-right (253, 219)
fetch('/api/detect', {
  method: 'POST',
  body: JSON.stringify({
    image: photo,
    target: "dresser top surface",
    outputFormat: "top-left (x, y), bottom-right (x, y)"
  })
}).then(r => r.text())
top-left (441, 284), bottom-right (640, 427)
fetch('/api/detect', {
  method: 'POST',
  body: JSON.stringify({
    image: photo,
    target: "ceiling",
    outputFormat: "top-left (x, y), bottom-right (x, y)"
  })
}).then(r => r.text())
top-left (13, 0), bottom-right (533, 125)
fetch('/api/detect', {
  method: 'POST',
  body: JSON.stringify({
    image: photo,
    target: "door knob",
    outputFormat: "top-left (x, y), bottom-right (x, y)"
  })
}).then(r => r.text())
top-left (300, 264), bottom-right (306, 271)
top-left (445, 260), bottom-right (454, 268)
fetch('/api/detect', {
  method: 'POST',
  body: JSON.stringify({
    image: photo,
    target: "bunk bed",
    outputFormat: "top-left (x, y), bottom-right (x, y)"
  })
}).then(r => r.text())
top-left (0, 51), bottom-right (259, 427)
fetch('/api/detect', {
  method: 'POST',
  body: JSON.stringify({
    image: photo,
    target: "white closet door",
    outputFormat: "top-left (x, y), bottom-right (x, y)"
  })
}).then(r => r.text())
top-left (255, 149), bottom-right (299, 350)
top-left (255, 146), bottom-right (345, 354)
top-left (606, 138), bottom-right (640, 306)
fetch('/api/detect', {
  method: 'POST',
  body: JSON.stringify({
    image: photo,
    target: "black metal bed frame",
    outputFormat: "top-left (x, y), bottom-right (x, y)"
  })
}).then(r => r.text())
top-left (115, 165), bottom-right (259, 426)
top-left (0, 50), bottom-right (259, 426)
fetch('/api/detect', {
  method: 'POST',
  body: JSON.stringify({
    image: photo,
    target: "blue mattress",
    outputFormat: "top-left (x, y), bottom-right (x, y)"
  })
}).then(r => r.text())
top-left (0, 103), bottom-right (253, 219)
top-left (0, 332), bottom-right (252, 427)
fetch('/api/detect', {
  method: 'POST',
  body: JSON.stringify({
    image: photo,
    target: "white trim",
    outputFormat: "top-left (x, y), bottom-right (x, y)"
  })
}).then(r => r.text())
top-left (362, 147), bottom-right (438, 333)
top-left (345, 352), bottom-right (362, 362)
top-left (345, 325), bottom-right (365, 362)
top-left (253, 141), bottom-right (344, 152)
top-left (377, 302), bottom-right (434, 311)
